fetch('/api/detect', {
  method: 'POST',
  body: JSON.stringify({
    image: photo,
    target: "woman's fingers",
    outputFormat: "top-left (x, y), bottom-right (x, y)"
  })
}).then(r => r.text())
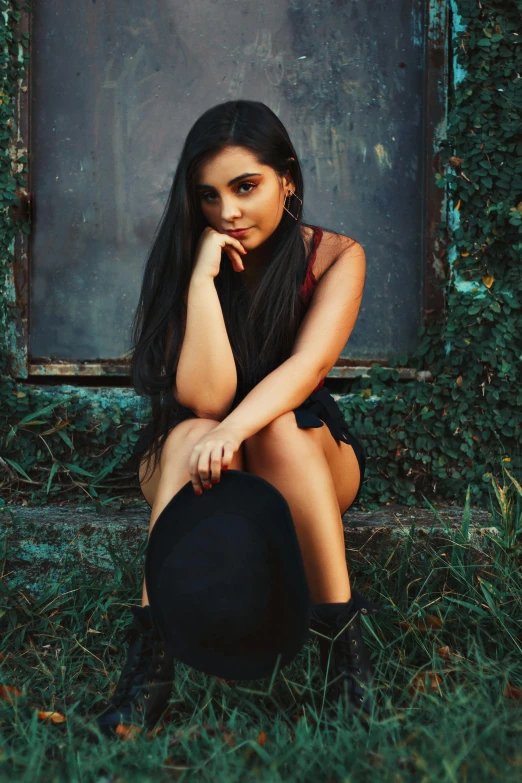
top-left (190, 436), bottom-right (240, 494)
top-left (197, 449), bottom-right (212, 489)
top-left (189, 444), bottom-right (205, 494)
top-left (229, 237), bottom-right (246, 255)
top-left (221, 444), bottom-right (234, 472)
top-left (234, 250), bottom-right (245, 271)
top-left (226, 247), bottom-right (245, 272)
top-left (227, 238), bottom-right (246, 271)
top-left (209, 444), bottom-right (225, 484)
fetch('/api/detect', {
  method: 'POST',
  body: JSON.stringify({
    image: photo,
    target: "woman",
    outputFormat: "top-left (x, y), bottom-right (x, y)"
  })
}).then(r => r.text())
top-left (96, 100), bottom-right (377, 737)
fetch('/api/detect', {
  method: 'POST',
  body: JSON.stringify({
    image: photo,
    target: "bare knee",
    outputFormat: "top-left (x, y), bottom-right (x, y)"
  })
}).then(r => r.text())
top-left (244, 410), bottom-right (319, 457)
top-left (139, 417), bottom-right (246, 508)
top-left (160, 417), bottom-right (221, 468)
top-left (160, 417), bottom-right (245, 471)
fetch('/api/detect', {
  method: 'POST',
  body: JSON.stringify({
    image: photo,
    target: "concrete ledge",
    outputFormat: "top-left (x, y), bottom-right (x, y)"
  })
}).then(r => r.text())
top-left (1, 503), bottom-right (495, 597)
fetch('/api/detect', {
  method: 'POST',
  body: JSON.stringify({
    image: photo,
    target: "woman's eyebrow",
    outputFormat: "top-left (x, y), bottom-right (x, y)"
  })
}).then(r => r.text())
top-left (196, 173), bottom-right (261, 190)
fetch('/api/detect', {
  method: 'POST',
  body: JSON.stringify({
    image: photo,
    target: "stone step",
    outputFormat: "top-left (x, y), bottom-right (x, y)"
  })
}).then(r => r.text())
top-left (1, 502), bottom-right (497, 597)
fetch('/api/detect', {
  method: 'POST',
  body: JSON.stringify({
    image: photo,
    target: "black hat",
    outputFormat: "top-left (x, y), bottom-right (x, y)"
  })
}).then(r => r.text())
top-left (144, 470), bottom-right (312, 681)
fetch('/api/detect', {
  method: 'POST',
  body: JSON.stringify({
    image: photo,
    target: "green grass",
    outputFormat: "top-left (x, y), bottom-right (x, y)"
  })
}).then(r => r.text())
top-left (1, 470), bottom-right (521, 783)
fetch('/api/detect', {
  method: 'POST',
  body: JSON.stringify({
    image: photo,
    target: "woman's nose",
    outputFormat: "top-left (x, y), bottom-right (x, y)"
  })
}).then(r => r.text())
top-left (221, 198), bottom-right (242, 220)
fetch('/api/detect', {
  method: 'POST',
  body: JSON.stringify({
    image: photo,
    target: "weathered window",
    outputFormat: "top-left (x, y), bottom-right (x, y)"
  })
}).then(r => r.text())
top-left (13, 0), bottom-right (447, 383)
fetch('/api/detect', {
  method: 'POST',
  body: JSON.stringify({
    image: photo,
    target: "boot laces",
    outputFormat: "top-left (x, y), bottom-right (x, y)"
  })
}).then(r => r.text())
top-left (111, 622), bottom-right (158, 708)
top-left (331, 612), bottom-right (367, 704)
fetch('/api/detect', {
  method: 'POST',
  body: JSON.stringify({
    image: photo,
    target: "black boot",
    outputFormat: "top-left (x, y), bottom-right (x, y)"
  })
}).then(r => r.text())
top-left (310, 590), bottom-right (382, 731)
top-left (95, 605), bottom-right (175, 738)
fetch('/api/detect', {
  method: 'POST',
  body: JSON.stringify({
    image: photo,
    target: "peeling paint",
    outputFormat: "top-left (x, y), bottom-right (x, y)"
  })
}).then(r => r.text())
top-left (454, 279), bottom-right (486, 295)
top-left (411, 2), bottom-right (424, 49)
top-left (449, 0), bottom-right (468, 86)
top-left (445, 0), bottom-right (484, 305)
top-left (374, 142), bottom-right (393, 171)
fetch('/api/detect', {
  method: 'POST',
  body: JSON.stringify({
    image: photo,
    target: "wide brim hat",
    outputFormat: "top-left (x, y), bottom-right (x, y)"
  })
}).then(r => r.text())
top-left (145, 469), bottom-right (312, 681)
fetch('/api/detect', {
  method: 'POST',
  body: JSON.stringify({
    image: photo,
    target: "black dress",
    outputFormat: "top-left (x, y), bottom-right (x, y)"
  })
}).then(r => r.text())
top-left (126, 226), bottom-right (366, 507)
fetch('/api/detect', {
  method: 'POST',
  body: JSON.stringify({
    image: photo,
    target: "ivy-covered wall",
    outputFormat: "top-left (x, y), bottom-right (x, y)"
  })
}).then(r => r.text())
top-left (1, 0), bottom-right (521, 510)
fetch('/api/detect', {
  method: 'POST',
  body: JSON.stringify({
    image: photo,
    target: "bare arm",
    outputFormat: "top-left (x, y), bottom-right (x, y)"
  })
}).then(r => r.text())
top-left (170, 274), bottom-right (237, 420)
top-left (217, 241), bottom-right (366, 441)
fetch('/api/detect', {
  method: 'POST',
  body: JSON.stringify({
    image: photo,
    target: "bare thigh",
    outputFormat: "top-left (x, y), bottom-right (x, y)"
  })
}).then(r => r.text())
top-left (138, 417), bottom-right (246, 508)
top-left (308, 421), bottom-right (362, 515)
top-left (242, 411), bottom-right (361, 515)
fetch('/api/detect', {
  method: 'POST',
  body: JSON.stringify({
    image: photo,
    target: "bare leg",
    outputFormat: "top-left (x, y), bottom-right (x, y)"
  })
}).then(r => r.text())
top-left (140, 419), bottom-right (245, 607)
top-left (244, 416), bottom-right (352, 604)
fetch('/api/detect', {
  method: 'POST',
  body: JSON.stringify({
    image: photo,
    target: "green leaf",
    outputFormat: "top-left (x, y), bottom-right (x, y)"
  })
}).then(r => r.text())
top-left (17, 401), bottom-right (61, 425)
top-left (4, 425), bottom-right (17, 446)
top-left (2, 457), bottom-right (32, 482)
top-left (62, 462), bottom-right (95, 477)
top-left (479, 584), bottom-right (497, 614)
top-left (443, 597), bottom-right (489, 617)
top-left (90, 456), bottom-right (120, 486)
top-left (57, 429), bottom-right (74, 449)
top-left (46, 461), bottom-right (60, 495)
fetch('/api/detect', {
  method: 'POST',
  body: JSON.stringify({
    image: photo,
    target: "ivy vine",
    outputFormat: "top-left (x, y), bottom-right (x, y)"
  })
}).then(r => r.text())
top-left (0, 1), bottom-right (521, 509)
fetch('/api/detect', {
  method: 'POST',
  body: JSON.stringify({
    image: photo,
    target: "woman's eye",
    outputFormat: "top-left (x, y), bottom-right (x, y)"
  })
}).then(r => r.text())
top-left (200, 183), bottom-right (257, 203)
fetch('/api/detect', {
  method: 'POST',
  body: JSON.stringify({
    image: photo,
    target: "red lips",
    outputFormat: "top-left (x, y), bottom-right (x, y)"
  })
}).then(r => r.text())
top-left (225, 227), bottom-right (251, 235)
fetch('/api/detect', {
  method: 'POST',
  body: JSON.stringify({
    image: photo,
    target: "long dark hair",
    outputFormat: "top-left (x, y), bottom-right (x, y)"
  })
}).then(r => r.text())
top-left (130, 99), bottom-right (319, 484)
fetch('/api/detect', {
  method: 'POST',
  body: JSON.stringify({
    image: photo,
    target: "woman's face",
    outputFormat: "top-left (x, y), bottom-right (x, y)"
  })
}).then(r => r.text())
top-left (195, 146), bottom-right (295, 251)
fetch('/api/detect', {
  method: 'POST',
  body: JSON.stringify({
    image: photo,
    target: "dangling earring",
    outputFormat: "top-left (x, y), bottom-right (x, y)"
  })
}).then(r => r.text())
top-left (283, 189), bottom-right (302, 220)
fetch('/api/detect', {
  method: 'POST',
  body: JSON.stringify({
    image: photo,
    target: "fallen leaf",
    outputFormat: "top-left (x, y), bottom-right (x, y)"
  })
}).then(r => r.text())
top-left (418, 614), bottom-right (443, 632)
top-left (408, 672), bottom-right (443, 697)
top-left (146, 724), bottom-right (164, 739)
top-left (115, 723), bottom-right (143, 742)
top-left (0, 685), bottom-right (22, 703)
top-left (504, 683), bottom-right (522, 703)
top-left (37, 710), bottom-right (66, 724)
top-left (399, 615), bottom-right (442, 633)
